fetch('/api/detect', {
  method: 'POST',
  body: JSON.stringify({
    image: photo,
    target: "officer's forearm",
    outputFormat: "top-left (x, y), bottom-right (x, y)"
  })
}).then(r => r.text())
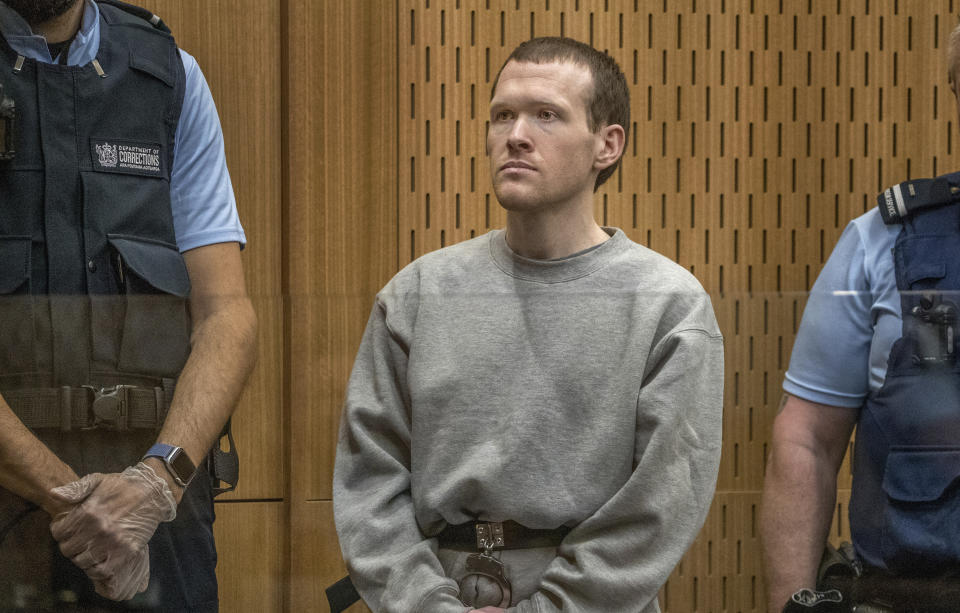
top-left (148, 294), bottom-right (257, 502)
top-left (0, 395), bottom-right (78, 516)
top-left (760, 440), bottom-right (838, 612)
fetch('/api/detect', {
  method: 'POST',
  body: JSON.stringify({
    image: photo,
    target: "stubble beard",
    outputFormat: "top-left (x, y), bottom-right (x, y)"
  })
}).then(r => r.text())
top-left (493, 178), bottom-right (544, 213)
top-left (4, 0), bottom-right (79, 27)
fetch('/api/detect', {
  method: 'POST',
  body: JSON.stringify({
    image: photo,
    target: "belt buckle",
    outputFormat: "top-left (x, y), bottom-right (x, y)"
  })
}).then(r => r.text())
top-left (475, 522), bottom-right (505, 550)
top-left (82, 385), bottom-right (129, 431)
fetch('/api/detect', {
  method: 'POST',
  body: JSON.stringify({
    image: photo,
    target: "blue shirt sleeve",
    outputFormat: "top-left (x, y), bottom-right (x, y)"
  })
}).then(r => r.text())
top-left (170, 50), bottom-right (247, 252)
top-left (783, 221), bottom-right (876, 408)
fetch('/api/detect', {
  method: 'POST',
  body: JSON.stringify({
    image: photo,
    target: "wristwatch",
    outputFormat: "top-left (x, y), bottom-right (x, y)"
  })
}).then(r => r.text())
top-left (142, 443), bottom-right (197, 488)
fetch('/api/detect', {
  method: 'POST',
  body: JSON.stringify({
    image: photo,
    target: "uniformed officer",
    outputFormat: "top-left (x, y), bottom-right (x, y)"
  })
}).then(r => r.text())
top-left (0, 0), bottom-right (257, 610)
top-left (761, 19), bottom-right (960, 613)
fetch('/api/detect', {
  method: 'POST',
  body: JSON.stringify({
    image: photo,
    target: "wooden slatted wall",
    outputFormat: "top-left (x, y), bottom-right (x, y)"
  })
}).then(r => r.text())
top-left (129, 0), bottom-right (960, 611)
top-left (286, 2), bottom-right (398, 612)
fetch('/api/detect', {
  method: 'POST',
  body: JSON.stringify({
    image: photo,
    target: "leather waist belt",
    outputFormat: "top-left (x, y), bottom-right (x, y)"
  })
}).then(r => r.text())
top-left (3, 385), bottom-right (169, 432)
top-left (437, 520), bottom-right (571, 552)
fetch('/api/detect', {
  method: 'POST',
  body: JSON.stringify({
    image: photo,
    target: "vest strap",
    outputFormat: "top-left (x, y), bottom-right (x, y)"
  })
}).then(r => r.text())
top-left (3, 385), bottom-right (169, 431)
top-left (96, 0), bottom-right (171, 33)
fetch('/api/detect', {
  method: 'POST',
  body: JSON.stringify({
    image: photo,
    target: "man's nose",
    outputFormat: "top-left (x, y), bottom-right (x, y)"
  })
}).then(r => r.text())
top-left (507, 117), bottom-right (533, 151)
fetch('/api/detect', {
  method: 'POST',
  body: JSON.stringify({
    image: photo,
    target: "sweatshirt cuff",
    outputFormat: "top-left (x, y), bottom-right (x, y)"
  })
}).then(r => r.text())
top-left (415, 583), bottom-right (469, 613)
top-left (509, 592), bottom-right (559, 613)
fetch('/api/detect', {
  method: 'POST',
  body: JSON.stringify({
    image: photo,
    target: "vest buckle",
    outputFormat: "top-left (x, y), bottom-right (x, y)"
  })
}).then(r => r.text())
top-left (82, 385), bottom-right (130, 431)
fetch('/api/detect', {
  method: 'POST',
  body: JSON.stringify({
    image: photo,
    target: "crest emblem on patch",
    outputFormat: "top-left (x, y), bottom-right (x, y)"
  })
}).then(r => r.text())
top-left (95, 142), bottom-right (118, 168)
top-left (91, 138), bottom-right (163, 177)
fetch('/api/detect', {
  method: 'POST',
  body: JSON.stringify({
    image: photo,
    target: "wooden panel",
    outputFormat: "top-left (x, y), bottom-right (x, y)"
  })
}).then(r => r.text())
top-left (286, 1), bottom-right (398, 611)
top-left (285, 0), bottom-right (399, 503)
top-left (214, 501), bottom-right (285, 612)
top-left (138, 0), bottom-right (284, 499)
top-left (289, 500), bottom-right (372, 613)
top-left (660, 492), bottom-right (764, 612)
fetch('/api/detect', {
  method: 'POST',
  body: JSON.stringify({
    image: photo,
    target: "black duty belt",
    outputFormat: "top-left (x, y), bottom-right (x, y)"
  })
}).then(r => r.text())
top-left (437, 520), bottom-right (571, 552)
top-left (3, 385), bottom-right (169, 431)
top-left (820, 570), bottom-right (960, 613)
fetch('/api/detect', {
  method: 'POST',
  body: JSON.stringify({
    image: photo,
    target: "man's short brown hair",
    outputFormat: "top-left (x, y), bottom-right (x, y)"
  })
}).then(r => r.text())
top-left (491, 37), bottom-right (630, 191)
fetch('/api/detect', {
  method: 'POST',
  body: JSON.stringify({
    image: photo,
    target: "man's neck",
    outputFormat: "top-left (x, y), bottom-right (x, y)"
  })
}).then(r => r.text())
top-left (31, 0), bottom-right (84, 43)
top-left (504, 200), bottom-right (611, 260)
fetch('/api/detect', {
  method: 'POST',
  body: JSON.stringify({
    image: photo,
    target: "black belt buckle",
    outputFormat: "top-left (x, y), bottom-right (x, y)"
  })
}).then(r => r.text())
top-left (82, 385), bottom-right (129, 430)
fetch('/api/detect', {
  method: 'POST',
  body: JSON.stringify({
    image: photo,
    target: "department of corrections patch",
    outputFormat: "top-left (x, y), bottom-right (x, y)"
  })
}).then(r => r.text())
top-left (90, 138), bottom-right (165, 177)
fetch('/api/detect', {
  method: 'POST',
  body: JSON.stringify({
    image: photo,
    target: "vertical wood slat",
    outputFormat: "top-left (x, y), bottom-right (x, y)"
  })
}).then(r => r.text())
top-left (286, 0), bottom-right (398, 504)
top-left (286, 1), bottom-right (397, 611)
top-left (213, 502), bottom-right (285, 611)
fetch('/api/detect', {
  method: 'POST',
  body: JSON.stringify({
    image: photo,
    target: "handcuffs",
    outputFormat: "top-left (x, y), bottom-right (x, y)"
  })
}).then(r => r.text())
top-left (458, 522), bottom-right (512, 608)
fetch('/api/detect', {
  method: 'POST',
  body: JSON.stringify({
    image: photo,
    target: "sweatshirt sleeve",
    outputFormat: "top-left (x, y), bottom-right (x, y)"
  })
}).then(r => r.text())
top-left (508, 327), bottom-right (724, 613)
top-left (333, 298), bottom-right (469, 613)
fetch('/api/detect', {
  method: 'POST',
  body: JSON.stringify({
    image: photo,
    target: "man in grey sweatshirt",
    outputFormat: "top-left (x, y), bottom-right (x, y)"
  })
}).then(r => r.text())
top-left (333, 37), bottom-right (724, 613)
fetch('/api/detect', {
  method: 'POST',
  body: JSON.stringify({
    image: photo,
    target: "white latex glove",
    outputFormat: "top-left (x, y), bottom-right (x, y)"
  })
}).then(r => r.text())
top-left (49, 462), bottom-right (177, 601)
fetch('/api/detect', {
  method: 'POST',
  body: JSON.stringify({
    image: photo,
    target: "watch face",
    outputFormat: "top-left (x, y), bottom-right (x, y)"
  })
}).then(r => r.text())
top-left (168, 448), bottom-right (196, 483)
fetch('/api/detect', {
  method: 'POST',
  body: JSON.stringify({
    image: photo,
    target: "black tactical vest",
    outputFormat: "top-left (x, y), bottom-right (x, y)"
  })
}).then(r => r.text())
top-left (0, 2), bottom-right (190, 391)
top-left (851, 172), bottom-right (960, 572)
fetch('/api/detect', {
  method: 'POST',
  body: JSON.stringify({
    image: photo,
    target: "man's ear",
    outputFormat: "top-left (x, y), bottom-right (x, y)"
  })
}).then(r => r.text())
top-left (594, 124), bottom-right (626, 172)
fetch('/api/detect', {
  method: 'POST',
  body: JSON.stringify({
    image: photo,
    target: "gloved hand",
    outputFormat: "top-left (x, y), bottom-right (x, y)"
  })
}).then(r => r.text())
top-left (48, 462), bottom-right (177, 601)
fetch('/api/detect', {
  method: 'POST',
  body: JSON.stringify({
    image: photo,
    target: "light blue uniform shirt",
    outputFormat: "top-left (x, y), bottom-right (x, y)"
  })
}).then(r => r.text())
top-left (0, 0), bottom-right (246, 252)
top-left (784, 208), bottom-right (902, 408)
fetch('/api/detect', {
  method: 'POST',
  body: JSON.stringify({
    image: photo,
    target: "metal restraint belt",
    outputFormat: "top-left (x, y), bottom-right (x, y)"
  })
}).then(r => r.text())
top-left (3, 385), bottom-right (169, 431)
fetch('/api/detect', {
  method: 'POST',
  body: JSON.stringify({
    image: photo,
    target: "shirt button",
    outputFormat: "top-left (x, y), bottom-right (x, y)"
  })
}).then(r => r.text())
top-left (87, 260), bottom-right (97, 272)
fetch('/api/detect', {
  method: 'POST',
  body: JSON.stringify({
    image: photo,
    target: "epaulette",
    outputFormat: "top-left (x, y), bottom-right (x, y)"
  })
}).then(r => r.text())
top-left (877, 176), bottom-right (960, 224)
top-left (96, 0), bottom-right (171, 33)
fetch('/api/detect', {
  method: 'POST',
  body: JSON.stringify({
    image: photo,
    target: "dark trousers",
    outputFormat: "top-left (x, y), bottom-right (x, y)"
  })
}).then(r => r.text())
top-left (0, 430), bottom-right (218, 612)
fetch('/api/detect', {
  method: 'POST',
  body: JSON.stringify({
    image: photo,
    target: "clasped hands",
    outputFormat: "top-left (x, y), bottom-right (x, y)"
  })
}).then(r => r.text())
top-left (47, 462), bottom-right (177, 601)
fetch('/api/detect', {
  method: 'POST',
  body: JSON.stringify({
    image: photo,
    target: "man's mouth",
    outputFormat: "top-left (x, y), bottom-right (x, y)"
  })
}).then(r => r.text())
top-left (500, 161), bottom-right (536, 172)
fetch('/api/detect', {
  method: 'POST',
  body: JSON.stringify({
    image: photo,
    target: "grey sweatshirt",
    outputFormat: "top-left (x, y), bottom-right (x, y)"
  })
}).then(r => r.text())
top-left (333, 228), bottom-right (724, 613)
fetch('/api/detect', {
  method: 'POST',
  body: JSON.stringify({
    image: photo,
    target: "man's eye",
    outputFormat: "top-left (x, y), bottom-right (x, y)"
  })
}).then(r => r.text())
top-left (538, 110), bottom-right (557, 120)
top-left (494, 111), bottom-right (512, 121)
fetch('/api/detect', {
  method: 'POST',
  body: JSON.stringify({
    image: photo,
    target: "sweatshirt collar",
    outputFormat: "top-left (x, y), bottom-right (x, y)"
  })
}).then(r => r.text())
top-left (488, 227), bottom-right (626, 283)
